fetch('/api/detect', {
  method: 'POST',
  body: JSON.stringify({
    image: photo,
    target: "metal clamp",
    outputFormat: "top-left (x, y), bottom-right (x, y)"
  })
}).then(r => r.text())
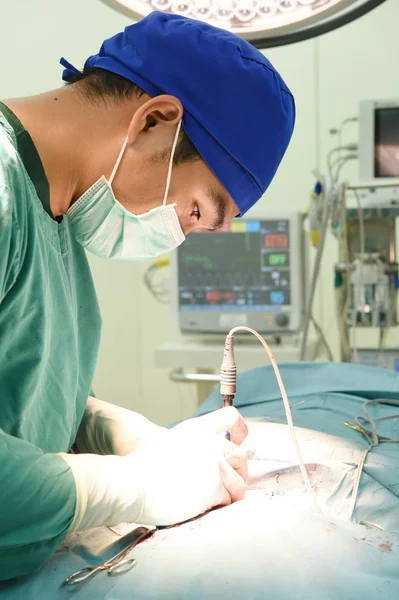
top-left (169, 367), bottom-right (220, 384)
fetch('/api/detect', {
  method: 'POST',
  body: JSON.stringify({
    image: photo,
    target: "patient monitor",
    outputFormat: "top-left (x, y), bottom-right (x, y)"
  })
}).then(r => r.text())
top-left (171, 212), bottom-right (305, 335)
top-left (359, 98), bottom-right (399, 183)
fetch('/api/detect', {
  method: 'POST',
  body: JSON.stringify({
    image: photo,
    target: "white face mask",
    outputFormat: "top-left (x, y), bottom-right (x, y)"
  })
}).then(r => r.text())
top-left (66, 121), bottom-right (185, 260)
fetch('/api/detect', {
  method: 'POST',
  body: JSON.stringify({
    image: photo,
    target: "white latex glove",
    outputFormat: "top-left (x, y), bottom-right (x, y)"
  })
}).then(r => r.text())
top-left (76, 396), bottom-right (167, 456)
top-left (59, 406), bottom-right (248, 531)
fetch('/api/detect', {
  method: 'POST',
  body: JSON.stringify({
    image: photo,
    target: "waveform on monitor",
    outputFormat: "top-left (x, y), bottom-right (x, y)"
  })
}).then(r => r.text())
top-left (179, 270), bottom-right (261, 288)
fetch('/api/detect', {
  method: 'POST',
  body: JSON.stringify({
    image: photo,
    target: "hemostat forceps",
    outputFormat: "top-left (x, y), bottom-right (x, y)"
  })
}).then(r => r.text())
top-left (65, 526), bottom-right (154, 586)
top-left (344, 421), bottom-right (391, 442)
top-left (65, 508), bottom-right (220, 586)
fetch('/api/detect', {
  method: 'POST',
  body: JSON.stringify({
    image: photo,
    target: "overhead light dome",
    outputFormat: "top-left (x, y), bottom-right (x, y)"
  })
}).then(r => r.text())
top-left (102, 0), bottom-right (387, 47)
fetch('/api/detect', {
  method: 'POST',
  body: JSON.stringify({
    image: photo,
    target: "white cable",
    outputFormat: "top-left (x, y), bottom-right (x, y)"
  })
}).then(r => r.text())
top-left (300, 177), bottom-right (331, 361)
top-left (327, 144), bottom-right (357, 179)
top-left (353, 190), bottom-right (366, 256)
top-left (333, 155), bottom-right (358, 183)
top-left (339, 194), bottom-right (351, 362)
top-left (347, 444), bottom-right (373, 521)
top-left (377, 328), bottom-right (389, 367)
top-left (327, 146), bottom-right (348, 178)
top-left (357, 399), bottom-right (399, 443)
top-left (351, 321), bottom-right (359, 363)
top-left (227, 326), bottom-right (323, 515)
top-left (143, 264), bottom-right (170, 304)
top-left (329, 154), bottom-right (356, 182)
top-left (310, 315), bottom-right (334, 361)
top-left (347, 398), bottom-right (399, 522)
top-left (337, 118), bottom-right (358, 165)
top-left (221, 329), bottom-right (399, 523)
top-left (352, 188), bottom-right (366, 335)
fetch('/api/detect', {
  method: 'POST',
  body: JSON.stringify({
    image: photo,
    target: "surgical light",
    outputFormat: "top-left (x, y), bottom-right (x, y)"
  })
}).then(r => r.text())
top-left (102, 0), bottom-right (387, 48)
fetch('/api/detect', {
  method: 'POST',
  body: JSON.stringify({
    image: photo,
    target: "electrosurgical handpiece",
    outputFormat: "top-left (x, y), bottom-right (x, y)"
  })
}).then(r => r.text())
top-left (219, 326), bottom-right (323, 515)
top-left (220, 334), bottom-right (237, 408)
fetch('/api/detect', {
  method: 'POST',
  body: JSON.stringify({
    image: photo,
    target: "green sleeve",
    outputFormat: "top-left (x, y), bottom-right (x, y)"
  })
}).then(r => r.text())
top-left (0, 118), bottom-right (78, 580)
top-left (0, 429), bottom-right (77, 580)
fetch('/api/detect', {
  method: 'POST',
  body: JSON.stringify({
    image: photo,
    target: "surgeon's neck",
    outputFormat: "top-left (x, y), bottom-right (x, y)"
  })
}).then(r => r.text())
top-left (4, 87), bottom-right (142, 218)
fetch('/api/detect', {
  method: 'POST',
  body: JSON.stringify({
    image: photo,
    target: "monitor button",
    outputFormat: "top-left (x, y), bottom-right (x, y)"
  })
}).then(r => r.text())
top-left (275, 313), bottom-right (289, 327)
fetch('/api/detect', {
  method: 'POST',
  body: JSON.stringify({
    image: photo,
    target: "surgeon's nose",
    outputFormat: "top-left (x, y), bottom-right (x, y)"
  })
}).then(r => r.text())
top-left (178, 216), bottom-right (201, 237)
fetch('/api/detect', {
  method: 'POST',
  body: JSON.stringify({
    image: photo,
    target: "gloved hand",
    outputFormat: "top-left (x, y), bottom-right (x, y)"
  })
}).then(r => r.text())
top-left (76, 396), bottom-right (167, 456)
top-left (59, 406), bottom-right (248, 531)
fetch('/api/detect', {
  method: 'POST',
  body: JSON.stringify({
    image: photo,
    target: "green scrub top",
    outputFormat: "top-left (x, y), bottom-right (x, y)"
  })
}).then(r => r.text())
top-left (0, 105), bottom-right (102, 580)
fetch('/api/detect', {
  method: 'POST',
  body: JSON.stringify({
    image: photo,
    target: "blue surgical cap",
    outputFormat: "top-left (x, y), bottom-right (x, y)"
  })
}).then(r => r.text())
top-left (61, 12), bottom-right (295, 215)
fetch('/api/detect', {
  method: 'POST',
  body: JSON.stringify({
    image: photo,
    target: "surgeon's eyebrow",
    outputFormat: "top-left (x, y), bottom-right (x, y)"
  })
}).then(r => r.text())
top-left (206, 187), bottom-right (227, 230)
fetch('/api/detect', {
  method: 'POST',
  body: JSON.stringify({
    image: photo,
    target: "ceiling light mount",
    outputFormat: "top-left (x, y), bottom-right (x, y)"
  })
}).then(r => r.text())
top-left (101, 0), bottom-right (387, 47)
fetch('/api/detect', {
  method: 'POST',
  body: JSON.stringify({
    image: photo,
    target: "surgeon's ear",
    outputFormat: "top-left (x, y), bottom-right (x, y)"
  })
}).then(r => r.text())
top-left (127, 95), bottom-right (183, 144)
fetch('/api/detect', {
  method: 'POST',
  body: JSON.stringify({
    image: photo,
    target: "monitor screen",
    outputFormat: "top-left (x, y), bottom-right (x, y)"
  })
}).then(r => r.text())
top-left (177, 219), bottom-right (291, 313)
top-left (374, 106), bottom-right (399, 177)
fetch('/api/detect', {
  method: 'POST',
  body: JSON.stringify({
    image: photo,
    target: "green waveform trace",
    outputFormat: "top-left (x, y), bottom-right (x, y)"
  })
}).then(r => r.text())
top-left (182, 255), bottom-right (213, 270)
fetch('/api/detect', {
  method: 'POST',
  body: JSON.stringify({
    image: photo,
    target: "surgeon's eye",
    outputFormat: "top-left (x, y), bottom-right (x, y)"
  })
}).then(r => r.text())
top-left (191, 204), bottom-right (201, 220)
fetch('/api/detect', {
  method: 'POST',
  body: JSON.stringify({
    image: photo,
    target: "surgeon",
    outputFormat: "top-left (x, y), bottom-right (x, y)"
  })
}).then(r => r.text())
top-left (0, 12), bottom-right (294, 580)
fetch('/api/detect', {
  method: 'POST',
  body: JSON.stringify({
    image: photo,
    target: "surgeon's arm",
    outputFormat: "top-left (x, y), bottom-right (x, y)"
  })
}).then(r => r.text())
top-left (76, 396), bottom-right (167, 455)
top-left (0, 429), bottom-right (76, 581)
top-left (0, 407), bottom-right (247, 581)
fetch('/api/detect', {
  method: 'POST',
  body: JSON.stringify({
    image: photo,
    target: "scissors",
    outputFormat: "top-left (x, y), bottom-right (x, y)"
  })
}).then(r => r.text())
top-left (65, 507), bottom-right (221, 586)
top-left (65, 526), bottom-right (155, 586)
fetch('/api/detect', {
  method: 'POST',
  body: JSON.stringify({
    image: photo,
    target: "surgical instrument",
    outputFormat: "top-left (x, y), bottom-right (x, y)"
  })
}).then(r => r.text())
top-left (344, 420), bottom-right (391, 442)
top-left (65, 526), bottom-right (154, 586)
top-left (221, 333), bottom-right (236, 440)
top-left (345, 398), bottom-right (399, 522)
top-left (220, 326), bottom-right (323, 515)
top-left (220, 334), bottom-right (236, 408)
top-left (65, 509), bottom-right (221, 587)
